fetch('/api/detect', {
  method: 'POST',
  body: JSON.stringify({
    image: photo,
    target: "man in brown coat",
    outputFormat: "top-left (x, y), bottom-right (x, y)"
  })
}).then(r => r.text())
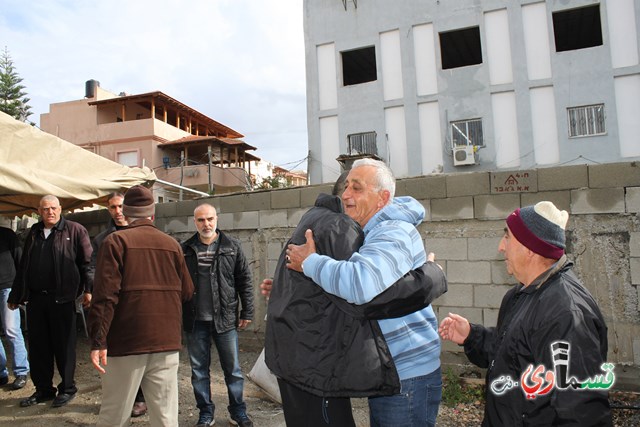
top-left (88, 185), bottom-right (194, 427)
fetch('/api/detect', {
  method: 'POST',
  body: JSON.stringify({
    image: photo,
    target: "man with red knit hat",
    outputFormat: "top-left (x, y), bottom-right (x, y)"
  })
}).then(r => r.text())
top-left (439, 201), bottom-right (611, 426)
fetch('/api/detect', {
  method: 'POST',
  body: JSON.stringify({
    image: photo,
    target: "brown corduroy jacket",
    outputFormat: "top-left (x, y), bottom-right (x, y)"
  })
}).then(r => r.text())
top-left (88, 219), bottom-right (194, 356)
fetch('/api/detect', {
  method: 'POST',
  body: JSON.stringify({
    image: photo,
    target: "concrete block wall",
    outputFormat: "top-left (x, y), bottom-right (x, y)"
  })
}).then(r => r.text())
top-left (67, 161), bottom-right (640, 387)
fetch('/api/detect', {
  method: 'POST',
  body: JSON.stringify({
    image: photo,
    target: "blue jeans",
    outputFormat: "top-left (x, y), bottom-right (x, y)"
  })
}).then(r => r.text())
top-left (368, 367), bottom-right (442, 427)
top-left (186, 321), bottom-right (246, 422)
top-left (0, 288), bottom-right (29, 379)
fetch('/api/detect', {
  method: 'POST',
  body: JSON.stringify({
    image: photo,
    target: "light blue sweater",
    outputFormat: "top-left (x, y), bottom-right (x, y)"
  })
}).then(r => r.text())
top-left (303, 196), bottom-right (441, 380)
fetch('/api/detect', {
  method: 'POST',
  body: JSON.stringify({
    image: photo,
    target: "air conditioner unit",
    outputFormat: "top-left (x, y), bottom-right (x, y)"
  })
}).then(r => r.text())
top-left (453, 145), bottom-right (476, 166)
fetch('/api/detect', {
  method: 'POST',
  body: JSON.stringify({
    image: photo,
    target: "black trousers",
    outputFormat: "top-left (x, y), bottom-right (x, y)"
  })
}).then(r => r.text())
top-left (135, 386), bottom-right (145, 402)
top-left (277, 378), bottom-right (356, 427)
top-left (26, 293), bottom-right (78, 395)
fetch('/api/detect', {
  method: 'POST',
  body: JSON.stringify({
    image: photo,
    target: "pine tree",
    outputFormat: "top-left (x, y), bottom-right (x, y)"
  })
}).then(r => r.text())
top-left (0, 46), bottom-right (32, 122)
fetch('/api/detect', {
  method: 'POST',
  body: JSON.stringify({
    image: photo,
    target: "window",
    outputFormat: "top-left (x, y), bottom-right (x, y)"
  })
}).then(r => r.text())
top-left (116, 150), bottom-right (139, 167)
top-left (552, 4), bottom-right (603, 52)
top-left (567, 104), bottom-right (605, 137)
top-left (439, 26), bottom-right (482, 70)
top-left (347, 131), bottom-right (377, 155)
top-left (342, 46), bottom-right (377, 86)
top-left (451, 119), bottom-right (483, 147)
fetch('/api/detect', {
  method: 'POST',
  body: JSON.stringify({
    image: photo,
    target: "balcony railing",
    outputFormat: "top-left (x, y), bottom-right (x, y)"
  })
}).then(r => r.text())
top-left (155, 164), bottom-right (250, 194)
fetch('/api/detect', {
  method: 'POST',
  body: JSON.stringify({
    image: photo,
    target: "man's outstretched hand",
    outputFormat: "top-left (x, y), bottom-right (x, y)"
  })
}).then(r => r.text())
top-left (438, 313), bottom-right (471, 345)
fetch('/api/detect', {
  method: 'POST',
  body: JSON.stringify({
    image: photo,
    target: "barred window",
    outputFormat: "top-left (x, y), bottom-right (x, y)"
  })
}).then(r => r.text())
top-left (567, 104), bottom-right (605, 137)
top-left (451, 119), bottom-right (483, 147)
top-left (347, 131), bottom-right (377, 155)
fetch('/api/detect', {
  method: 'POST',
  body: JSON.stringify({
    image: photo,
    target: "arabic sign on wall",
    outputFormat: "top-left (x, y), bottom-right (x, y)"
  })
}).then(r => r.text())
top-left (491, 170), bottom-right (538, 194)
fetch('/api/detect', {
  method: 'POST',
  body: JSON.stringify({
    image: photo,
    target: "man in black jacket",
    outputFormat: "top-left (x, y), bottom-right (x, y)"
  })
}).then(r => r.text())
top-left (264, 173), bottom-right (447, 426)
top-left (439, 201), bottom-right (611, 426)
top-left (8, 195), bottom-right (92, 408)
top-left (0, 226), bottom-right (29, 390)
top-left (90, 192), bottom-right (127, 268)
top-left (182, 203), bottom-right (254, 427)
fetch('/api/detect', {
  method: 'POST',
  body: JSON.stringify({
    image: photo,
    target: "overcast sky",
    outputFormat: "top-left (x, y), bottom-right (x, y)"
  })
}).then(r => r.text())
top-left (0, 0), bottom-right (308, 171)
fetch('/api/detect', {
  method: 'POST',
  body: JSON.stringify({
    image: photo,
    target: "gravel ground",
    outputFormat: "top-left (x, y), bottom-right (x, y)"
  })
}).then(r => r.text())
top-left (0, 334), bottom-right (637, 426)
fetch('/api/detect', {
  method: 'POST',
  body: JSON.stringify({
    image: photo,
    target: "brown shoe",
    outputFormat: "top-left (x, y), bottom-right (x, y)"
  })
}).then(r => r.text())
top-left (131, 401), bottom-right (147, 417)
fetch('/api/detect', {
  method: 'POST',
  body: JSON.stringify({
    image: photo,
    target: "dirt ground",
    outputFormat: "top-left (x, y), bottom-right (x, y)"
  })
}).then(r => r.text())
top-left (0, 334), bottom-right (370, 427)
top-left (1, 333), bottom-right (638, 426)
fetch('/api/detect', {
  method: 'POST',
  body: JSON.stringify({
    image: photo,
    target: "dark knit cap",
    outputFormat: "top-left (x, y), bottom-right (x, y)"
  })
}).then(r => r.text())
top-left (123, 185), bottom-right (155, 218)
top-left (505, 201), bottom-right (569, 259)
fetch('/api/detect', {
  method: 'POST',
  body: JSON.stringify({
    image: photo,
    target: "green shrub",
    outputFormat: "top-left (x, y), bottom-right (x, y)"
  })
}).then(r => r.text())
top-left (442, 367), bottom-right (485, 407)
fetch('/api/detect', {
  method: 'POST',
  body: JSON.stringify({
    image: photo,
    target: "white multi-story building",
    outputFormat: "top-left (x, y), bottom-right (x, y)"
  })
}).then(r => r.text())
top-left (304, 0), bottom-right (640, 184)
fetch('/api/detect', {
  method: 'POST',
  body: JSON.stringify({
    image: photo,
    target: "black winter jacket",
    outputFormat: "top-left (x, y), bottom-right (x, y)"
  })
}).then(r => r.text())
top-left (0, 226), bottom-right (21, 289)
top-left (265, 194), bottom-right (447, 397)
top-left (182, 230), bottom-right (254, 334)
top-left (88, 219), bottom-right (124, 282)
top-left (464, 257), bottom-right (611, 426)
top-left (9, 217), bottom-right (93, 304)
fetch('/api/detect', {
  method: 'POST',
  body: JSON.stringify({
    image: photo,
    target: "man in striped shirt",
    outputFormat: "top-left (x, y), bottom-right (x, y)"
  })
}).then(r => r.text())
top-left (286, 158), bottom-right (442, 427)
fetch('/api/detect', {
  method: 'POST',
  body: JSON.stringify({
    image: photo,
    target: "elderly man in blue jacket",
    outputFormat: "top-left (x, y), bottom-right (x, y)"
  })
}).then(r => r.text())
top-left (287, 158), bottom-right (442, 427)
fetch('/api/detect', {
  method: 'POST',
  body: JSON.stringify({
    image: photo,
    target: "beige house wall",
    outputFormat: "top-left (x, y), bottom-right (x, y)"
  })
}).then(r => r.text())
top-left (41, 100), bottom-right (191, 171)
top-left (41, 99), bottom-right (102, 144)
top-left (68, 161), bottom-right (640, 389)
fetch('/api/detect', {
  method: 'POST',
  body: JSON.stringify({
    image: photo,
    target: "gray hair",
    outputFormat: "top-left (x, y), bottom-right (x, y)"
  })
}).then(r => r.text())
top-left (40, 195), bottom-right (60, 206)
top-left (194, 203), bottom-right (216, 216)
top-left (351, 158), bottom-right (396, 202)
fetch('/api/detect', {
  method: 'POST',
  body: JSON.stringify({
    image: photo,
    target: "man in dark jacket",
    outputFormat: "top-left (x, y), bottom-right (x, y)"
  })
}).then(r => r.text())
top-left (90, 192), bottom-right (127, 270)
top-left (88, 185), bottom-right (194, 427)
top-left (0, 226), bottom-right (29, 390)
top-left (439, 201), bottom-right (611, 426)
top-left (264, 173), bottom-right (447, 426)
top-left (182, 203), bottom-right (254, 427)
top-left (8, 195), bottom-right (92, 408)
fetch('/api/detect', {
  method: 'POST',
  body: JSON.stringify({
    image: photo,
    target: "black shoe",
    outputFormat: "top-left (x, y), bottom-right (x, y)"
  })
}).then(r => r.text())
top-left (12, 375), bottom-right (27, 390)
top-left (20, 391), bottom-right (56, 407)
top-left (51, 392), bottom-right (76, 408)
top-left (230, 414), bottom-right (253, 427)
top-left (0, 376), bottom-right (8, 386)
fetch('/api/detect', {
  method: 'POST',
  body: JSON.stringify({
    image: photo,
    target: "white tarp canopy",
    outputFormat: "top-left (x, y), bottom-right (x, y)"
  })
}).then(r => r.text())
top-left (0, 111), bottom-right (156, 216)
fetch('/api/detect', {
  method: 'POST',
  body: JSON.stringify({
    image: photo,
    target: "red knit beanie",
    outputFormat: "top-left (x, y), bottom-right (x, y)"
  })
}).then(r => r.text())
top-left (506, 201), bottom-right (569, 259)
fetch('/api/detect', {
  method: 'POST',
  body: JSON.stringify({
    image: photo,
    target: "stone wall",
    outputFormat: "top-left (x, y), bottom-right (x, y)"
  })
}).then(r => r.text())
top-left (69, 161), bottom-right (640, 389)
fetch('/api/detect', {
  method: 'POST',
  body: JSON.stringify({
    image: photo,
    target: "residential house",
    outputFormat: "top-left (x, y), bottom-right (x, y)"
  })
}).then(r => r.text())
top-left (40, 80), bottom-right (260, 201)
